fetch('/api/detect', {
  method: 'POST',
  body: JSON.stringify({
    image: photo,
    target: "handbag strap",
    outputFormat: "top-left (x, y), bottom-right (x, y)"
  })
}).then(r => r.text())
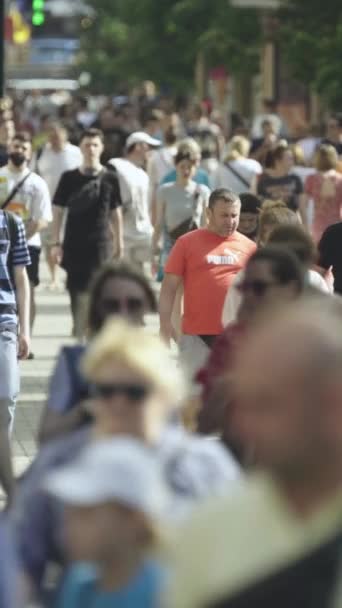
top-left (224, 162), bottom-right (250, 189)
top-left (1, 171), bottom-right (32, 210)
top-left (191, 184), bottom-right (202, 221)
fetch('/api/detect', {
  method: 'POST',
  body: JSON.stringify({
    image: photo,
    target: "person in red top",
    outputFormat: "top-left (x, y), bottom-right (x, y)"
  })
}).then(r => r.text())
top-left (159, 188), bottom-right (256, 384)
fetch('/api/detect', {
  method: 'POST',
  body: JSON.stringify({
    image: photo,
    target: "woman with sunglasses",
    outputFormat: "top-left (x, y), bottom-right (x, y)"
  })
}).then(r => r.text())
top-left (38, 261), bottom-right (157, 445)
top-left (197, 246), bottom-right (305, 460)
top-left (221, 200), bottom-right (330, 327)
top-left (14, 320), bottom-right (237, 604)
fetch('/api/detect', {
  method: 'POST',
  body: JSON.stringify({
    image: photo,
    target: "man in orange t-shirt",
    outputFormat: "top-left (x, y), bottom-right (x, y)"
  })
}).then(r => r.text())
top-left (159, 188), bottom-right (256, 383)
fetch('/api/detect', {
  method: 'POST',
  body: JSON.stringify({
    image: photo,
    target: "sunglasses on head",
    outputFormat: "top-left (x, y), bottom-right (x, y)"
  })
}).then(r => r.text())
top-left (236, 279), bottom-right (279, 297)
top-left (92, 382), bottom-right (150, 402)
top-left (100, 297), bottom-right (144, 315)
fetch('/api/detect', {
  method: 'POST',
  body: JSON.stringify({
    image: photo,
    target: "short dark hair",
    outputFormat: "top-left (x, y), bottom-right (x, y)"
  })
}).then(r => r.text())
top-left (87, 261), bottom-right (157, 334)
top-left (240, 193), bottom-right (261, 215)
top-left (13, 131), bottom-right (32, 144)
top-left (247, 245), bottom-right (305, 291)
top-left (80, 128), bottom-right (104, 144)
top-left (268, 224), bottom-right (317, 266)
top-left (174, 150), bottom-right (198, 166)
top-left (208, 188), bottom-right (240, 210)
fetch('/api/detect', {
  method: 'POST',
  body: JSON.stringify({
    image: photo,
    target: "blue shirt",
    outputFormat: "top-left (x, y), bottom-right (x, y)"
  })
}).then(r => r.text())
top-left (0, 211), bottom-right (30, 327)
top-left (58, 560), bottom-right (165, 608)
top-left (161, 167), bottom-right (210, 188)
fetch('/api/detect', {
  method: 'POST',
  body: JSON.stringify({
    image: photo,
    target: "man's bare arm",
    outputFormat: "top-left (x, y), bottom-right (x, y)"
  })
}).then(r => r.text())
top-left (159, 273), bottom-right (182, 346)
top-left (14, 265), bottom-right (30, 359)
top-left (110, 207), bottom-right (124, 258)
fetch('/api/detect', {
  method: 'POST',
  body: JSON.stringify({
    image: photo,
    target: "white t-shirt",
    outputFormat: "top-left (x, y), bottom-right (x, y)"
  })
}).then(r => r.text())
top-left (221, 267), bottom-right (331, 327)
top-left (148, 146), bottom-right (177, 189)
top-left (36, 142), bottom-right (82, 197)
top-left (108, 158), bottom-right (153, 243)
top-left (0, 166), bottom-right (52, 248)
top-left (214, 158), bottom-right (262, 194)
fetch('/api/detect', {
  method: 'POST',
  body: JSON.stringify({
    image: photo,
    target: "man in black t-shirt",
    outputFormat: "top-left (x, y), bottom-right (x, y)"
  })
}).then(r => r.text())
top-left (318, 221), bottom-right (342, 295)
top-left (51, 128), bottom-right (123, 339)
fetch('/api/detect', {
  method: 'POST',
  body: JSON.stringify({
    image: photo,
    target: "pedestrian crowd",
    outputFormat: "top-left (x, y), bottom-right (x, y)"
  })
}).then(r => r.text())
top-left (0, 88), bottom-right (342, 607)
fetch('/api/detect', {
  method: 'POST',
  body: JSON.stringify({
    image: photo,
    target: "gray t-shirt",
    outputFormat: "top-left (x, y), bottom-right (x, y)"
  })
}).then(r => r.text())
top-left (157, 181), bottom-right (210, 231)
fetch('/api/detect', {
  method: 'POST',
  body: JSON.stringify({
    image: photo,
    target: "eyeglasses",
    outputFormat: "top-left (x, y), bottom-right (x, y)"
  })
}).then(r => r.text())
top-left (92, 382), bottom-right (150, 402)
top-left (236, 279), bottom-right (279, 297)
top-left (100, 297), bottom-right (145, 315)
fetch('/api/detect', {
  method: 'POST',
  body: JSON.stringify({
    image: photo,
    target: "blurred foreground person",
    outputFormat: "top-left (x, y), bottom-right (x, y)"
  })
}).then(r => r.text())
top-left (197, 246), bottom-right (305, 450)
top-left (38, 262), bottom-right (157, 444)
top-left (45, 438), bottom-right (169, 608)
top-left (167, 300), bottom-right (342, 608)
top-left (222, 203), bottom-right (330, 326)
top-left (0, 518), bottom-right (22, 608)
top-left (14, 320), bottom-right (238, 603)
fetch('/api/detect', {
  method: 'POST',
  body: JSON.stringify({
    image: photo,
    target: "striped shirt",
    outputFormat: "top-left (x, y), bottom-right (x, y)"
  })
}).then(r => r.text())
top-left (0, 211), bottom-right (30, 328)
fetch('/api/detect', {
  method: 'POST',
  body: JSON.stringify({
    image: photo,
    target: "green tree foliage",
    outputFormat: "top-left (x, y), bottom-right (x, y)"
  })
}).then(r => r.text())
top-left (79, 0), bottom-right (261, 94)
top-left (279, 0), bottom-right (342, 109)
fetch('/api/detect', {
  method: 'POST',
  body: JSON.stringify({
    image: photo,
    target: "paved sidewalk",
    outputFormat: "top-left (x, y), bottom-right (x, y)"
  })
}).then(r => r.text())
top-left (12, 277), bottom-right (73, 477)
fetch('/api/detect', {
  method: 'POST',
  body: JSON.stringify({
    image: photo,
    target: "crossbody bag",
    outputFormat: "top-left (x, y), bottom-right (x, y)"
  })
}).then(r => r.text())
top-left (167, 186), bottom-right (202, 242)
top-left (224, 162), bottom-right (250, 189)
top-left (0, 171), bottom-right (32, 210)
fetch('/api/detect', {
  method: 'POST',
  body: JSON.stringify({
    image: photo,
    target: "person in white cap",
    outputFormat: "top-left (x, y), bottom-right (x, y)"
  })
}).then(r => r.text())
top-left (45, 437), bottom-right (169, 608)
top-left (107, 131), bottom-right (160, 270)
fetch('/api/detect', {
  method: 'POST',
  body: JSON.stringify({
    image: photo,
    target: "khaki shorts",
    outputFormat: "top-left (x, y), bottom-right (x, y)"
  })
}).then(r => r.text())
top-left (178, 335), bottom-right (211, 395)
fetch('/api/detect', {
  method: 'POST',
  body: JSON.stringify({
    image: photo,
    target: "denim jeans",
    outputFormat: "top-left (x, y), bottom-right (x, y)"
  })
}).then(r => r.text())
top-left (0, 328), bottom-right (19, 432)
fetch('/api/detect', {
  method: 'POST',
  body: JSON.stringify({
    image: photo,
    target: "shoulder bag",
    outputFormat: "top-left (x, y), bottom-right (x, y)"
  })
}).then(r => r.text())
top-left (1, 171), bottom-right (32, 210)
top-left (224, 162), bottom-right (250, 189)
top-left (167, 186), bottom-right (202, 242)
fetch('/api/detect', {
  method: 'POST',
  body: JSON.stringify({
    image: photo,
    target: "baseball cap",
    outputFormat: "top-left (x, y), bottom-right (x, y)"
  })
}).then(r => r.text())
top-left (126, 131), bottom-right (161, 149)
top-left (43, 437), bottom-right (170, 519)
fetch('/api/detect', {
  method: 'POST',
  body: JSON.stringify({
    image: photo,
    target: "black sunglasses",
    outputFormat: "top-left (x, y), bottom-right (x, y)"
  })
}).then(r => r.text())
top-left (100, 297), bottom-right (145, 315)
top-left (92, 382), bottom-right (150, 402)
top-left (236, 279), bottom-right (279, 297)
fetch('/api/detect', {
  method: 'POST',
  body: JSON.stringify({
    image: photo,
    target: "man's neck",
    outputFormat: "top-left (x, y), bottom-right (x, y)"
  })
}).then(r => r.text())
top-left (207, 226), bottom-right (234, 238)
top-left (80, 163), bottom-right (102, 175)
top-left (176, 176), bottom-right (191, 188)
top-left (126, 154), bottom-right (141, 169)
top-left (8, 161), bottom-right (27, 174)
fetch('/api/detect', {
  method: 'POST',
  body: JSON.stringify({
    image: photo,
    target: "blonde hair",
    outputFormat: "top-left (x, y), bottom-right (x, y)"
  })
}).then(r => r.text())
top-left (176, 137), bottom-right (201, 159)
top-left (314, 144), bottom-right (338, 172)
top-left (225, 136), bottom-right (250, 161)
top-left (290, 143), bottom-right (306, 167)
top-left (258, 200), bottom-right (299, 245)
top-left (82, 319), bottom-right (186, 405)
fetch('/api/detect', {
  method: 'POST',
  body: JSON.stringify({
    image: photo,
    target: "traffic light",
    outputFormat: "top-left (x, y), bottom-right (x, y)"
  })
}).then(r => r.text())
top-left (31, 0), bottom-right (45, 26)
